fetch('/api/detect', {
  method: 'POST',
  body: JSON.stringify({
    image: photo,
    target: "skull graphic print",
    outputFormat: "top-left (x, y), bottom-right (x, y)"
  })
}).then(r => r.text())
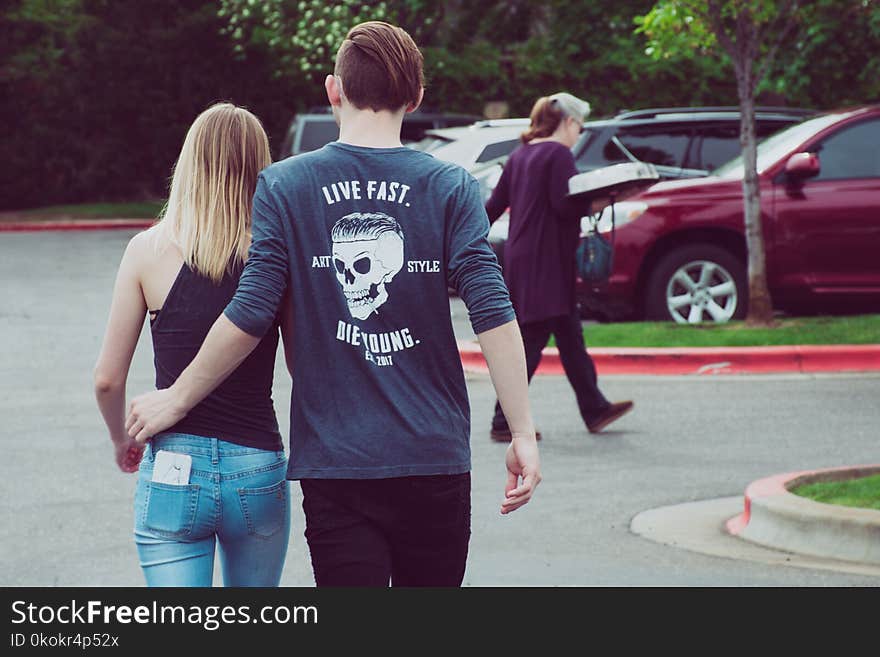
top-left (331, 212), bottom-right (405, 320)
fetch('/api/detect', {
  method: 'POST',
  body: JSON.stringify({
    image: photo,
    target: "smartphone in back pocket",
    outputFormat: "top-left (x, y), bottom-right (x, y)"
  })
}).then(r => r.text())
top-left (152, 450), bottom-right (192, 486)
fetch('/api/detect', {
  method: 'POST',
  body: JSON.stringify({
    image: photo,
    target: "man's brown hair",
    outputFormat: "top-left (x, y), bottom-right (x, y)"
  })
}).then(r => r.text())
top-left (334, 21), bottom-right (424, 112)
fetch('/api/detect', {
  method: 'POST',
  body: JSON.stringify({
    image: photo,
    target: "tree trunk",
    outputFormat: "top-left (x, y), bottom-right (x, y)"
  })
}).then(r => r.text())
top-left (736, 59), bottom-right (775, 325)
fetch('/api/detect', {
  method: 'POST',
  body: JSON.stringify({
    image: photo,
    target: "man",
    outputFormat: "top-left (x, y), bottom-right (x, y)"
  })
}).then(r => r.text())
top-left (126, 21), bottom-right (540, 587)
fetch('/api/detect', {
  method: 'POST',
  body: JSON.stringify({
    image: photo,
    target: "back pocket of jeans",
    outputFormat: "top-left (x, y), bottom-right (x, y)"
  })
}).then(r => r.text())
top-left (238, 480), bottom-right (289, 539)
top-left (143, 482), bottom-right (200, 537)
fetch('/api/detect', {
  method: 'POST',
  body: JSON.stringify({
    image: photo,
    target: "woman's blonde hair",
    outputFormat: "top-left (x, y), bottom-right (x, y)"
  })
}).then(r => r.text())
top-left (158, 102), bottom-right (271, 282)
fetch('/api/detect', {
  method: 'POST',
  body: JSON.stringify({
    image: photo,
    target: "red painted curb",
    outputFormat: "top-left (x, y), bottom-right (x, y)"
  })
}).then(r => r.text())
top-left (458, 341), bottom-right (880, 376)
top-left (0, 219), bottom-right (155, 232)
top-left (725, 464), bottom-right (880, 536)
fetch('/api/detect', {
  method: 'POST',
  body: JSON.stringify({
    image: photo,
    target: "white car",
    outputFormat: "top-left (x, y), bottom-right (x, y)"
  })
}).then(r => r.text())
top-left (423, 118), bottom-right (530, 206)
top-left (426, 118), bottom-right (529, 172)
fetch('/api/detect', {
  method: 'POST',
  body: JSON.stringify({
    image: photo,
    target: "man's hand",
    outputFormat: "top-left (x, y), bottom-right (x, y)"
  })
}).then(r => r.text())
top-left (476, 320), bottom-right (541, 514)
top-left (112, 437), bottom-right (144, 473)
top-left (126, 388), bottom-right (187, 444)
top-left (501, 433), bottom-right (542, 514)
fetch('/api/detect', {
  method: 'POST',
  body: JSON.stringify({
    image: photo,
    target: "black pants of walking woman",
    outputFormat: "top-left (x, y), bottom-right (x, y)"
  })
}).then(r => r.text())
top-left (492, 313), bottom-right (611, 431)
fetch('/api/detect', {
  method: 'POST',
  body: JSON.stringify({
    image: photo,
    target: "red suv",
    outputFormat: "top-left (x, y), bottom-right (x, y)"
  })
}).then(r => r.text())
top-left (581, 105), bottom-right (880, 323)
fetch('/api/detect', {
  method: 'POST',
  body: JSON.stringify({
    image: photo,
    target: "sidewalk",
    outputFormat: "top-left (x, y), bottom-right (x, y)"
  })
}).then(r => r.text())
top-left (725, 465), bottom-right (880, 566)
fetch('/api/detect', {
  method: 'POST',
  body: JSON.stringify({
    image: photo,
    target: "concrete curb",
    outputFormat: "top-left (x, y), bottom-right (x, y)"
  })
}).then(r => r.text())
top-left (726, 465), bottom-right (880, 565)
top-left (458, 341), bottom-right (880, 376)
top-left (0, 219), bottom-right (155, 232)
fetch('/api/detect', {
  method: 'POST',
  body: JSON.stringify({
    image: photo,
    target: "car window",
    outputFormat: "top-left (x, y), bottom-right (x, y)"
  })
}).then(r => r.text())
top-left (616, 127), bottom-right (690, 168)
top-left (574, 129), bottom-right (629, 169)
top-left (756, 120), bottom-right (795, 138)
top-left (298, 120), bottom-right (339, 153)
top-left (690, 124), bottom-right (740, 171)
top-left (687, 120), bottom-right (798, 171)
top-left (601, 138), bottom-right (630, 165)
top-left (475, 139), bottom-right (520, 163)
top-left (713, 113), bottom-right (843, 178)
top-left (813, 118), bottom-right (880, 180)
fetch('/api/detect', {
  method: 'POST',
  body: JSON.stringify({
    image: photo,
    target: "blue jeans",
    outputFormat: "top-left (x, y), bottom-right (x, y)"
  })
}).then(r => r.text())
top-left (134, 433), bottom-right (290, 587)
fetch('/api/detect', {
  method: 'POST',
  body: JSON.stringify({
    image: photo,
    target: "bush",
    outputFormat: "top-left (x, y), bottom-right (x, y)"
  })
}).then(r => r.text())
top-left (0, 0), bottom-right (298, 210)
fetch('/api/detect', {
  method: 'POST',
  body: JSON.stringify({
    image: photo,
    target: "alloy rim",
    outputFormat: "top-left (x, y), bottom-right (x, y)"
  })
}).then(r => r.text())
top-left (665, 259), bottom-right (738, 324)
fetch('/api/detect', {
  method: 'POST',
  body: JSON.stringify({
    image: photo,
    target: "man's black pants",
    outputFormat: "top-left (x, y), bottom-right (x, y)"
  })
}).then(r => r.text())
top-left (300, 473), bottom-right (471, 587)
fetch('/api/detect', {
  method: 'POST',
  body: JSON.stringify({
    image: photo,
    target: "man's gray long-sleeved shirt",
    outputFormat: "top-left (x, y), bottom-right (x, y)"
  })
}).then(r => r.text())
top-left (224, 141), bottom-right (515, 479)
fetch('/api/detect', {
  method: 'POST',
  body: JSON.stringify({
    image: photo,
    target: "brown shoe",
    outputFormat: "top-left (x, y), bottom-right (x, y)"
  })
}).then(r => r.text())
top-left (587, 401), bottom-right (634, 433)
top-left (490, 429), bottom-right (542, 442)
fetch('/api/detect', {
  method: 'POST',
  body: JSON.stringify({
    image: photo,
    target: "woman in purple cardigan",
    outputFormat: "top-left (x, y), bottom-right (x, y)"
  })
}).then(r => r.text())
top-left (485, 92), bottom-right (633, 440)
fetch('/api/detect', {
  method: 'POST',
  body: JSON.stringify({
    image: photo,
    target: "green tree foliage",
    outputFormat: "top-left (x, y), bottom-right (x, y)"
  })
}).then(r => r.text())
top-left (1, 0), bottom-right (83, 208)
top-left (215, 0), bottom-right (740, 117)
top-left (636, 0), bottom-right (880, 107)
top-left (504, 0), bottom-right (740, 116)
top-left (1, 0), bottom-right (293, 209)
top-left (769, 0), bottom-right (880, 107)
top-left (3, 0), bottom-right (877, 209)
top-left (218, 0), bottom-right (393, 78)
top-left (216, 0), bottom-right (497, 111)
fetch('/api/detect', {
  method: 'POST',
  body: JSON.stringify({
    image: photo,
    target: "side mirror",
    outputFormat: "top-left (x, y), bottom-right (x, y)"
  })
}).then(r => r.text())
top-left (784, 152), bottom-right (820, 180)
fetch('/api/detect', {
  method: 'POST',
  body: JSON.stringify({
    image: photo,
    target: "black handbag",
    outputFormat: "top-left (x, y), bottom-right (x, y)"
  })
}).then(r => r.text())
top-left (576, 201), bottom-right (616, 284)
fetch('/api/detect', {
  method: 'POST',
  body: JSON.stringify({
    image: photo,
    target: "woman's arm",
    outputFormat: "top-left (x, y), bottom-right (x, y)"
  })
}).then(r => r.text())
top-left (94, 234), bottom-right (148, 472)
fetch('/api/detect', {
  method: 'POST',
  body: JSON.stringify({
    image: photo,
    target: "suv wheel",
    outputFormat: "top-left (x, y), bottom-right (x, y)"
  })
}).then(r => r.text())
top-left (644, 244), bottom-right (747, 323)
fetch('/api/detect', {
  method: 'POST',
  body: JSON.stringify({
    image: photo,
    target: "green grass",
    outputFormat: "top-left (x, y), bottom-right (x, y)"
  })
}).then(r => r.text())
top-left (791, 474), bottom-right (880, 511)
top-left (1, 201), bottom-right (164, 221)
top-left (556, 315), bottom-right (880, 347)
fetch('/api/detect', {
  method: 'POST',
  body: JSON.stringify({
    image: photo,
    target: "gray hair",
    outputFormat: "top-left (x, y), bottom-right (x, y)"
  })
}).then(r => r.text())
top-left (549, 92), bottom-right (591, 124)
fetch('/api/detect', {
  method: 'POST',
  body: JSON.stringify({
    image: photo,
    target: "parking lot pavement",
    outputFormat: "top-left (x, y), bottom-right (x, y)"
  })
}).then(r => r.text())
top-left (2, 230), bottom-right (879, 586)
top-left (449, 294), bottom-right (477, 342)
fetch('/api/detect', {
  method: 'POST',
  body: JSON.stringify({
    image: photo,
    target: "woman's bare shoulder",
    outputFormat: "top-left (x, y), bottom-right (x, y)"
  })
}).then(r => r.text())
top-left (125, 224), bottom-right (165, 257)
top-left (119, 225), bottom-right (175, 279)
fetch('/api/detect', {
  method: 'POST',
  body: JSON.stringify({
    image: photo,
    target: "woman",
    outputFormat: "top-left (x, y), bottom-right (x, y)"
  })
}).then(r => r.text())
top-left (485, 92), bottom-right (633, 441)
top-left (94, 103), bottom-right (291, 586)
